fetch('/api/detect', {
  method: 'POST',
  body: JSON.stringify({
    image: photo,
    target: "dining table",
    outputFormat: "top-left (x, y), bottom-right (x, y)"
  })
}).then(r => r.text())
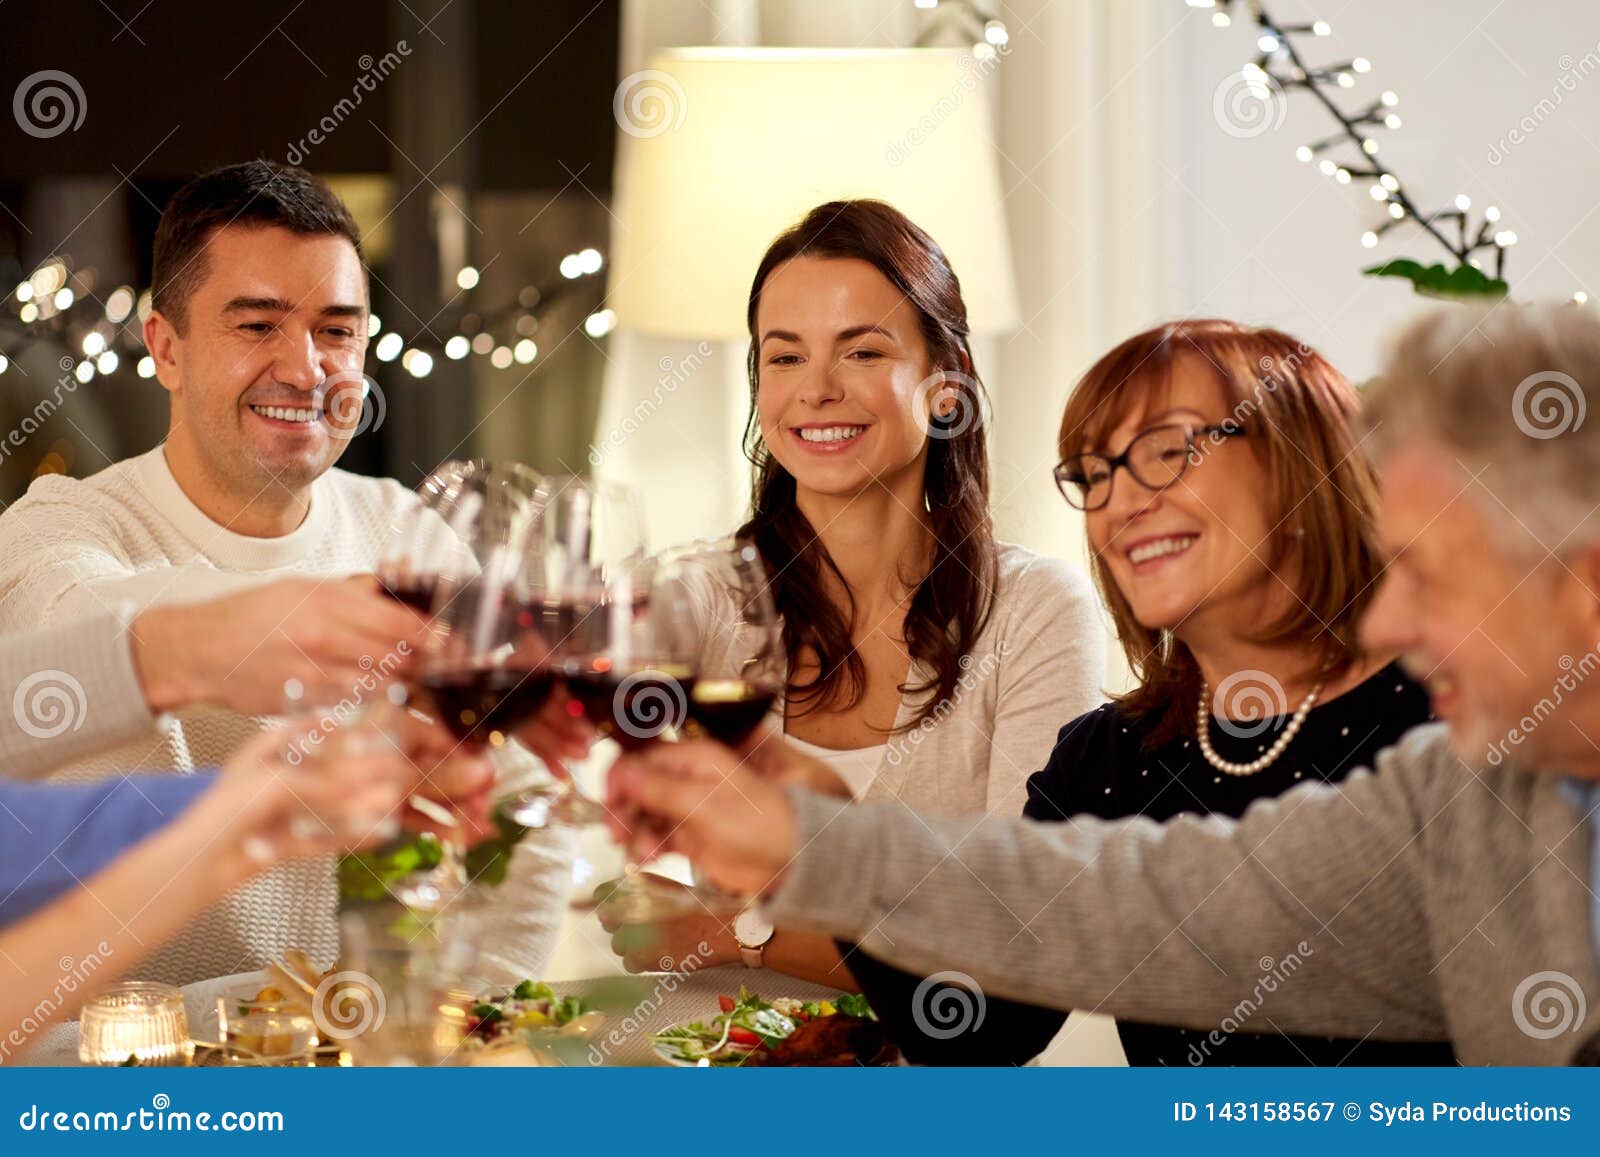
top-left (20, 965), bottom-right (849, 1067)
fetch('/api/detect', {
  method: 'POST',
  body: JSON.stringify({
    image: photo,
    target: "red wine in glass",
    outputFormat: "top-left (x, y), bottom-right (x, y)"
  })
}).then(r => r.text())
top-left (378, 574), bottom-right (438, 615)
top-left (563, 663), bottom-right (696, 750)
top-left (685, 680), bottom-right (778, 746)
top-left (419, 666), bottom-right (557, 746)
top-left (523, 589), bottom-right (650, 654)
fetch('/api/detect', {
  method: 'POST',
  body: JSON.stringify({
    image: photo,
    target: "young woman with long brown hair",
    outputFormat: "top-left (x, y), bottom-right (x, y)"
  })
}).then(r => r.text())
top-left (601, 200), bottom-right (1106, 987)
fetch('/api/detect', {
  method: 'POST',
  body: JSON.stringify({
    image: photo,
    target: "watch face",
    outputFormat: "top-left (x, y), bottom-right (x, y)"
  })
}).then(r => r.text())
top-left (734, 907), bottom-right (774, 947)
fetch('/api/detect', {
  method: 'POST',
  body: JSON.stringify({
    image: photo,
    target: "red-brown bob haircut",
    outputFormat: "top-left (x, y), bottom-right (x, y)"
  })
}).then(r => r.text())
top-left (1059, 318), bottom-right (1382, 745)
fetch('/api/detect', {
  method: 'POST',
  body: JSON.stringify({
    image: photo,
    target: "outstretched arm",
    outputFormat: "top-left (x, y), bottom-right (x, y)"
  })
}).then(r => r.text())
top-left (608, 731), bottom-right (1452, 1043)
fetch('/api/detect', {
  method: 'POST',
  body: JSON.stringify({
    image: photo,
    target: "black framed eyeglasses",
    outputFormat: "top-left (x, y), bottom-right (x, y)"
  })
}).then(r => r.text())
top-left (1053, 423), bottom-right (1246, 512)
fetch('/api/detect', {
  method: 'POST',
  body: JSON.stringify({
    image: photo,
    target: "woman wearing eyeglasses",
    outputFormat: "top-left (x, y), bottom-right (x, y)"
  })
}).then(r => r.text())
top-left (843, 318), bottom-right (1456, 1066)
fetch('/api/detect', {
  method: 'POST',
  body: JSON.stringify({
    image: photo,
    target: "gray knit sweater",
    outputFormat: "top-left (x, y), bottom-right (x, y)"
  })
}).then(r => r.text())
top-left (768, 723), bottom-right (1600, 1065)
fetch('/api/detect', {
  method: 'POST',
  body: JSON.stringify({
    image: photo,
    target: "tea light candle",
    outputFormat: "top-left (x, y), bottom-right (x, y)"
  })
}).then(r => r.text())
top-left (79, 982), bottom-right (193, 1066)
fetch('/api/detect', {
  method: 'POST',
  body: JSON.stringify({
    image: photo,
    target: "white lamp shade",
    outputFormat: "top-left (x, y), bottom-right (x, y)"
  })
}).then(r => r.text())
top-left (609, 48), bottom-right (1020, 340)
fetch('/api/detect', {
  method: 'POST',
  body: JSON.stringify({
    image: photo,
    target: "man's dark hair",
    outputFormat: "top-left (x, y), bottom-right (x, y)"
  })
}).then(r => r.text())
top-left (151, 160), bottom-right (366, 333)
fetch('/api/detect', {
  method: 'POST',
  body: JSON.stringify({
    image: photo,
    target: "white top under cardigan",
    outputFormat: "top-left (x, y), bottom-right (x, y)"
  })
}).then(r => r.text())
top-left (703, 542), bottom-right (1110, 822)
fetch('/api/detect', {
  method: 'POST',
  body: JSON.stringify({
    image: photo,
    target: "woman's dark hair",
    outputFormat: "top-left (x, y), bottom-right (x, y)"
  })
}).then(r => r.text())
top-left (737, 200), bottom-right (996, 730)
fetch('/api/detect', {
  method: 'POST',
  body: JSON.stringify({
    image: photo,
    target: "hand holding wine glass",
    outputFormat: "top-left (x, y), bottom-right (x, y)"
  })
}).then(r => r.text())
top-left (604, 738), bottom-right (801, 900)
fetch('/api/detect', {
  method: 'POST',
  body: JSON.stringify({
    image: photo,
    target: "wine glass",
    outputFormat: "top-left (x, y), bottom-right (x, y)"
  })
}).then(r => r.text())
top-left (671, 537), bottom-right (784, 747)
top-left (376, 459), bottom-right (544, 613)
top-left (618, 537), bottom-right (782, 919)
top-left (504, 474), bottom-right (651, 830)
top-left (281, 679), bottom-right (456, 912)
top-left (495, 477), bottom-right (710, 918)
top-left (400, 466), bottom-right (563, 905)
top-left (562, 556), bottom-right (726, 922)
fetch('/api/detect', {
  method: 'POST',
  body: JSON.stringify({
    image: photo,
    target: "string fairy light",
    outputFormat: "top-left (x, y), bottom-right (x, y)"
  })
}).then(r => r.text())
top-left (0, 246), bottom-right (612, 381)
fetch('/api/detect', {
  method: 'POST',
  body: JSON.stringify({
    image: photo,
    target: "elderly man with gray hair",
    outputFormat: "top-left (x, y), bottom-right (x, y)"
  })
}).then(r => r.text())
top-left (606, 302), bottom-right (1600, 1065)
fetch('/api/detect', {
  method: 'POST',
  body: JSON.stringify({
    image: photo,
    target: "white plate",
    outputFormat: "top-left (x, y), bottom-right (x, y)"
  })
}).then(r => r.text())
top-left (648, 999), bottom-right (817, 1067)
top-left (649, 1023), bottom-right (760, 1067)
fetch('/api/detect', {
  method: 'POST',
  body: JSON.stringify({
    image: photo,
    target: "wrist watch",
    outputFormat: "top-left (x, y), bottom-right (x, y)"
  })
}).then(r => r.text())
top-left (733, 906), bottom-right (775, 968)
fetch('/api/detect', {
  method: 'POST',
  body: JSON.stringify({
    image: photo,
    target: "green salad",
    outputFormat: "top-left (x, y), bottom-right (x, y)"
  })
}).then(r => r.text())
top-left (463, 980), bottom-right (592, 1047)
top-left (650, 986), bottom-right (874, 1066)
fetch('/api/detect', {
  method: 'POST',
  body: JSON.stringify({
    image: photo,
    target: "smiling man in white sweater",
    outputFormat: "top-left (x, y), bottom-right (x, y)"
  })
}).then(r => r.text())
top-left (0, 161), bottom-right (573, 987)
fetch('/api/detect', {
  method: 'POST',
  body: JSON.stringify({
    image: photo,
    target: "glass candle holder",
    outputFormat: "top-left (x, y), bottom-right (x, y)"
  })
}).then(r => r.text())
top-left (79, 982), bottom-right (193, 1066)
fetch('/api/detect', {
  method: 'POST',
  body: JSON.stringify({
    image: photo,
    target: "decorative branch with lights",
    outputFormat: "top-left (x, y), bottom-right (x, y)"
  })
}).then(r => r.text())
top-left (912, 0), bottom-right (1010, 56)
top-left (1192, 0), bottom-right (1517, 299)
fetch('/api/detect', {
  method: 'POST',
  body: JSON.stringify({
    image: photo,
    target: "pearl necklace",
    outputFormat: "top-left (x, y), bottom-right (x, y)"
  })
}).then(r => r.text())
top-left (1196, 680), bottom-right (1323, 777)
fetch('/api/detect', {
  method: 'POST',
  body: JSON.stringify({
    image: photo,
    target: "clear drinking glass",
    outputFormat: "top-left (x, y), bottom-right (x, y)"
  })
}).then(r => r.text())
top-left (332, 904), bottom-right (483, 1067)
top-left (216, 982), bottom-right (317, 1067)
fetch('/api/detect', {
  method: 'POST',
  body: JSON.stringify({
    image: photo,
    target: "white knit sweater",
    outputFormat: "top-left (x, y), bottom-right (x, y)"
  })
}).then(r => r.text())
top-left (0, 446), bottom-right (573, 987)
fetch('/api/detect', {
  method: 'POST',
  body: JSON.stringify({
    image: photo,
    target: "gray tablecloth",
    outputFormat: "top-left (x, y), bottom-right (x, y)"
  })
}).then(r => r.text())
top-left (20, 965), bottom-right (849, 1068)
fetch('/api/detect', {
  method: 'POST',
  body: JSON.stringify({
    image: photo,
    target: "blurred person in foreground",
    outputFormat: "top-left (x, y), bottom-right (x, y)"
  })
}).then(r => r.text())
top-left (608, 302), bottom-right (1600, 1065)
top-left (0, 709), bottom-right (493, 1056)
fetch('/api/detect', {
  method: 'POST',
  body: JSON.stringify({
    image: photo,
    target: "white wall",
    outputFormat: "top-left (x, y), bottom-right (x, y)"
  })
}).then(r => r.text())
top-left (992, 0), bottom-right (1600, 568)
top-left (1161, 1), bottom-right (1599, 377)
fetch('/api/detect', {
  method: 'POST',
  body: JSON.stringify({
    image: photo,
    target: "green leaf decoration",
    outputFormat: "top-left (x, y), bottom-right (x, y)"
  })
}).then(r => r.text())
top-left (1362, 259), bottom-right (1509, 300)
